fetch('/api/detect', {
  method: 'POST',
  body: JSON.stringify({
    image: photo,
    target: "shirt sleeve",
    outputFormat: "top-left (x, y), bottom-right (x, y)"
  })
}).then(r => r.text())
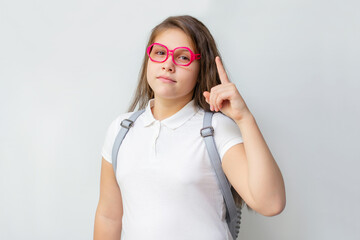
top-left (212, 112), bottom-right (244, 161)
top-left (101, 112), bottom-right (132, 164)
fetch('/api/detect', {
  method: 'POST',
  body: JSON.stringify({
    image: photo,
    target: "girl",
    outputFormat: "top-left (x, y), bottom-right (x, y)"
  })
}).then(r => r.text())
top-left (94, 15), bottom-right (286, 240)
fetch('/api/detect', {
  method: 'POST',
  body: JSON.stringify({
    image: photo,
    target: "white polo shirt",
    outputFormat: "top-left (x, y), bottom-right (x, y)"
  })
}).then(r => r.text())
top-left (101, 98), bottom-right (243, 240)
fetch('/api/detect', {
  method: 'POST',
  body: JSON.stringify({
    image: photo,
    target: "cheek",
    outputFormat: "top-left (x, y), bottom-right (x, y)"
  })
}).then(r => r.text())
top-left (182, 73), bottom-right (198, 91)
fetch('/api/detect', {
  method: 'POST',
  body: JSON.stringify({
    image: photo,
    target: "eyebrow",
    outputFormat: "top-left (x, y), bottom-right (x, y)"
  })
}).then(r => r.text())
top-left (154, 42), bottom-right (195, 51)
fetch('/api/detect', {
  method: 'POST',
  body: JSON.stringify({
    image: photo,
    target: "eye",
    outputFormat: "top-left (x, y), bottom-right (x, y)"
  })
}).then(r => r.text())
top-left (178, 55), bottom-right (190, 61)
top-left (155, 50), bottom-right (166, 55)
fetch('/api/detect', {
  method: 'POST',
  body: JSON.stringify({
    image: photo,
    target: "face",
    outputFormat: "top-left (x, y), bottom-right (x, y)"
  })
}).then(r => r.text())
top-left (146, 28), bottom-right (200, 102)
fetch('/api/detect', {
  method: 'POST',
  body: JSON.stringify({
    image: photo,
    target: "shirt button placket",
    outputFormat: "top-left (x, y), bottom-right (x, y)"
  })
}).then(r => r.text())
top-left (152, 121), bottom-right (161, 160)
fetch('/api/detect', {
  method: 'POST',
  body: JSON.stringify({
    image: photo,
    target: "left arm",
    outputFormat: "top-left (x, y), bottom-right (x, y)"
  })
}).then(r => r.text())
top-left (203, 56), bottom-right (286, 216)
top-left (222, 114), bottom-right (286, 216)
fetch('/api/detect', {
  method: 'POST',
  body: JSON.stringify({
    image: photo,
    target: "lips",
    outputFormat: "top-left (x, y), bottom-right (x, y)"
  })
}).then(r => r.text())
top-left (157, 75), bottom-right (176, 83)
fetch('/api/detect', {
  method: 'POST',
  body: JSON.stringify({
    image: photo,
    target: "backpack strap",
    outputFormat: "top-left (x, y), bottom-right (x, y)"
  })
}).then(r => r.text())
top-left (111, 109), bottom-right (146, 174)
top-left (201, 111), bottom-right (241, 240)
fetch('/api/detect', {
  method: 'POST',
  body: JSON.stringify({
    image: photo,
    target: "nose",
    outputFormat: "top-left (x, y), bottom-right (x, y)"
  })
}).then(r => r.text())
top-left (162, 53), bottom-right (175, 72)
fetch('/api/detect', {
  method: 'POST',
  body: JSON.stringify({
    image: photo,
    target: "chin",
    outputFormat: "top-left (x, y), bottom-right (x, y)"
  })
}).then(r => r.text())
top-left (154, 94), bottom-right (178, 100)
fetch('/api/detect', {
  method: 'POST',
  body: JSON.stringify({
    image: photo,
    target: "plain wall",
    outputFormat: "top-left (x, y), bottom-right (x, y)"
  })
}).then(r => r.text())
top-left (1, 0), bottom-right (359, 239)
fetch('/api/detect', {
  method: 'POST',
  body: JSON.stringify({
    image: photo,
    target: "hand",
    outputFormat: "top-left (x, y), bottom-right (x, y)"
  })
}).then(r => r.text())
top-left (203, 56), bottom-right (252, 122)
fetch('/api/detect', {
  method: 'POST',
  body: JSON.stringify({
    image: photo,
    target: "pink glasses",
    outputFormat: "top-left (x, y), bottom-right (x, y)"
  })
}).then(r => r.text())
top-left (146, 43), bottom-right (201, 66)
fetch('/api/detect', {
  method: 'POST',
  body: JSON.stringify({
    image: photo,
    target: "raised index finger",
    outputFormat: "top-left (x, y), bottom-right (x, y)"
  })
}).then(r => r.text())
top-left (215, 56), bottom-right (231, 84)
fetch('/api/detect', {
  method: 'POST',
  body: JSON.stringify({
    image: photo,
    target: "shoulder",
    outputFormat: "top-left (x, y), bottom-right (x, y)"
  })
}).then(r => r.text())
top-left (211, 112), bottom-right (243, 160)
top-left (106, 111), bottom-right (137, 134)
top-left (212, 112), bottom-right (243, 140)
top-left (114, 111), bottom-right (137, 125)
top-left (101, 111), bottom-right (137, 163)
top-left (211, 112), bottom-right (242, 137)
top-left (196, 109), bottom-right (239, 129)
top-left (212, 112), bottom-right (239, 128)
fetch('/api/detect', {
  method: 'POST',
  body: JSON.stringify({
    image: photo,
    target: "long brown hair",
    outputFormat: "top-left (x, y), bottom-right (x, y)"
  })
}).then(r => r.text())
top-left (127, 15), bottom-right (245, 208)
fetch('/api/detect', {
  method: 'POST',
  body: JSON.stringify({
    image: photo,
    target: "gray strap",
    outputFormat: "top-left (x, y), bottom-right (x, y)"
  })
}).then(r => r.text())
top-left (201, 111), bottom-right (241, 240)
top-left (111, 109), bottom-right (146, 174)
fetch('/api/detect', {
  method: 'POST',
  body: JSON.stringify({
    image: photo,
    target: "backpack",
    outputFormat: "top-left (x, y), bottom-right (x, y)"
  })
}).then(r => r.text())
top-left (111, 109), bottom-right (242, 240)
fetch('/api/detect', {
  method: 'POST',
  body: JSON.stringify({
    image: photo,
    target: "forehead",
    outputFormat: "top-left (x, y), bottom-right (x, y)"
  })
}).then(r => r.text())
top-left (154, 28), bottom-right (195, 51)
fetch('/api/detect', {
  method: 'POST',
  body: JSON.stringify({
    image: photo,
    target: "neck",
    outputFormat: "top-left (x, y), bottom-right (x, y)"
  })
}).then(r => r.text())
top-left (151, 96), bottom-right (193, 121)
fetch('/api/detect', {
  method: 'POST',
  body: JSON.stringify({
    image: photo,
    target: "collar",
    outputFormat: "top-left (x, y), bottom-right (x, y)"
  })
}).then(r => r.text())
top-left (142, 98), bottom-right (200, 130)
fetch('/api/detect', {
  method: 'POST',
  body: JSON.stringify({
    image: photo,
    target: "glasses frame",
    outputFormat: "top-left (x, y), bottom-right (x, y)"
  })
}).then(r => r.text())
top-left (146, 42), bottom-right (201, 66)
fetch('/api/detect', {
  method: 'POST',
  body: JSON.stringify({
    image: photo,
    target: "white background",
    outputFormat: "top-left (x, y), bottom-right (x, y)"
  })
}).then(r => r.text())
top-left (1, 0), bottom-right (359, 239)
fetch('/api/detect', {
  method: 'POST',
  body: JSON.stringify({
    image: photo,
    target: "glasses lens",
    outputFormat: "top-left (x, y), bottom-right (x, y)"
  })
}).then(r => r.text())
top-left (173, 48), bottom-right (191, 65)
top-left (149, 44), bottom-right (167, 62)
